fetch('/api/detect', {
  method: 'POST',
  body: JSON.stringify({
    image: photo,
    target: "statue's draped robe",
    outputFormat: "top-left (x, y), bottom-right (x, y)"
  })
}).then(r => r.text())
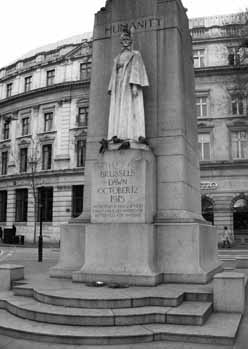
top-left (108, 50), bottom-right (149, 141)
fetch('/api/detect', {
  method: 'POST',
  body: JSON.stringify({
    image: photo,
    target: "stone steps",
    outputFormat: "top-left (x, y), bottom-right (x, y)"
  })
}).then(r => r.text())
top-left (0, 280), bottom-right (239, 346)
top-left (0, 295), bottom-right (213, 326)
top-left (12, 283), bottom-right (212, 308)
top-left (0, 308), bottom-right (241, 346)
top-left (166, 301), bottom-right (213, 326)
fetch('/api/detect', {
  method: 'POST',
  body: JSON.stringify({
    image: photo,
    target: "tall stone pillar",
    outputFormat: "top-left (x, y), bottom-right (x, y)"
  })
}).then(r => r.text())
top-left (54, 0), bottom-right (222, 284)
top-left (82, 0), bottom-right (203, 224)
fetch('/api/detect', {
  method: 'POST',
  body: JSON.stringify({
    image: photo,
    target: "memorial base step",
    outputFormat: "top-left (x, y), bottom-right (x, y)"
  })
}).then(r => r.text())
top-left (0, 294), bottom-right (213, 327)
top-left (0, 308), bottom-right (241, 346)
top-left (0, 279), bottom-right (241, 346)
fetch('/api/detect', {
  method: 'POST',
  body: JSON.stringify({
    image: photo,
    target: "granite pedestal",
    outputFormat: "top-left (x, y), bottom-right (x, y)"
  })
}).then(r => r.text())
top-left (72, 147), bottom-right (160, 285)
top-left (213, 272), bottom-right (246, 313)
top-left (157, 222), bottom-right (222, 283)
top-left (50, 224), bottom-right (85, 278)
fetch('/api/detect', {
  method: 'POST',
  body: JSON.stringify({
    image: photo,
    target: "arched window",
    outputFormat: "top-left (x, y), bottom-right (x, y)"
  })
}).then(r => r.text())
top-left (233, 196), bottom-right (248, 232)
top-left (201, 196), bottom-right (214, 225)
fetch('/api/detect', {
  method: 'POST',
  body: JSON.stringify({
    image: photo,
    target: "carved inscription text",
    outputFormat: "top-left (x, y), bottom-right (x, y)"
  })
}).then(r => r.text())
top-left (105, 17), bottom-right (162, 36)
top-left (91, 158), bottom-right (145, 223)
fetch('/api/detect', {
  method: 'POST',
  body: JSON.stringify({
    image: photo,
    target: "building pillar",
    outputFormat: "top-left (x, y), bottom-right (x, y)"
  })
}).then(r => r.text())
top-left (6, 189), bottom-right (15, 228)
top-left (52, 185), bottom-right (72, 241)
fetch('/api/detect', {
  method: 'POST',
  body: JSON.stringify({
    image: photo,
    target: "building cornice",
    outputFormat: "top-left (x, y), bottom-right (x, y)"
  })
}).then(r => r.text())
top-left (195, 64), bottom-right (248, 77)
top-left (0, 51), bottom-right (92, 83)
top-left (0, 167), bottom-right (85, 184)
top-left (0, 80), bottom-right (90, 109)
top-left (192, 35), bottom-right (246, 46)
top-left (200, 160), bottom-right (248, 170)
top-left (0, 36), bottom-right (92, 75)
top-left (0, 58), bottom-right (64, 82)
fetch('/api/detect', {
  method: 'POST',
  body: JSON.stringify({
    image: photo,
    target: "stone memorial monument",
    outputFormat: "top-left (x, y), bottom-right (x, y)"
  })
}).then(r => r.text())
top-left (51, 0), bottom-right (222, 285)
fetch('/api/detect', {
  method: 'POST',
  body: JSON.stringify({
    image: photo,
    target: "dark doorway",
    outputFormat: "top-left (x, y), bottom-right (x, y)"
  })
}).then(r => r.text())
top-left (201, 196), bottom-right (214, 225)
top-left (38, 187), bottom-right (53, 222)
top-left (72, 185), bottom-right (84, 218)
top-left (233, 198), bottom-right (248, 230)
top-left (233, 197), bottom-right (248, 244)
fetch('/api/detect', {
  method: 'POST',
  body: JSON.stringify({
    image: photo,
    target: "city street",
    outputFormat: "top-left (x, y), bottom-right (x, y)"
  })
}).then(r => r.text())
top-left (0, 245), bottom-right (59, 277)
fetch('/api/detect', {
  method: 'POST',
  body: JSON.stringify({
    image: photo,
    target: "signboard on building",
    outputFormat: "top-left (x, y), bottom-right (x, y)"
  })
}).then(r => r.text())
top-left (200, 182), bottom-right (218, 191)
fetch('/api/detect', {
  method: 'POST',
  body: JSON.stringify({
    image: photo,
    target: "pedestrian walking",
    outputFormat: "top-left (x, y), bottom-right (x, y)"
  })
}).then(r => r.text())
top-left (222, 226), bottom-right (231, 248)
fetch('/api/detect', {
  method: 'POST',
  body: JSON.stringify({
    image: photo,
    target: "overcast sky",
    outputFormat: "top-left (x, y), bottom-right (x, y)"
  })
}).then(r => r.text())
top-left (0, 0), bottom-right (247, 69)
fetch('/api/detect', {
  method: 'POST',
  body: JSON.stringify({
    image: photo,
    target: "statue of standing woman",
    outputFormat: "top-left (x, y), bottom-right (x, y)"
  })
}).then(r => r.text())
top-left (107, 28), bottom-right (149, 142)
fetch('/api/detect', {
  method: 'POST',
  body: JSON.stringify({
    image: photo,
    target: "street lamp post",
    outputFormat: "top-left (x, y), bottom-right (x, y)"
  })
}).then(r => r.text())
top-left (38, 187), bottom-right (44, 262)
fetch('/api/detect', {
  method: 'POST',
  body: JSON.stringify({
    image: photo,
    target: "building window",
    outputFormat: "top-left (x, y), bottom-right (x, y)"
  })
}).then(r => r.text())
top-left (46, 69), bottom-right (55, 86)
top-left (232, 96), bottom-right (244, 116)
top-left (196, 97), bottom-right (208, 117)
top-left (6, 83), bottom-right (12, 98)
top-left (72, 185), bottom-right (84, 218)
top-left (15, 189), bottom-right (28, 222)
top-left (38, 187), bottom-right (53, 222)
top-left (198, 134), bottom-right (210, 161)
top-left (1, 151), bottom-right (8, 175)
top-left (231, 131), bottom-right (248, 159)
top-left (3, 121), bottom-right (10, 140)
top-left (77, 107), bottom-right (88, 127)
top-left (193, 49), bottom-right (205, 68)
top-left (22, 117), bottom-right (30, 136)
top-left (20, 148), bottom-right (28, 173)
top-left (42, 144), bottom-right (52, 170)
top-left (228, 48), bottom-right (240, 66)
top-left (44, 112), bottom-right (53, 132)
top-left (24, 76), bottom-right (32, 92)
top-left (76, 140), bottom-right (86, 167)
top-left (0, 191), bottom-right (7, 222)
top-left (80, 62), bottom-right (91, 80)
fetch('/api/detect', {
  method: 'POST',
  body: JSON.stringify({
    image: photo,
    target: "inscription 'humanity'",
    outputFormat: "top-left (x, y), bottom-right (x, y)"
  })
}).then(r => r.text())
top-left (91, 159), bottom-right (145, 223)
top-left (105, 17), bottom-right (162, 36)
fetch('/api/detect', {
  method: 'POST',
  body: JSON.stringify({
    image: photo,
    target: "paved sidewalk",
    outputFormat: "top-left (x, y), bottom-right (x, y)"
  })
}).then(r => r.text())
top-left (0, 247), bottom-right (247, 349)
top-left (0, 246), bottom-right (59, 277)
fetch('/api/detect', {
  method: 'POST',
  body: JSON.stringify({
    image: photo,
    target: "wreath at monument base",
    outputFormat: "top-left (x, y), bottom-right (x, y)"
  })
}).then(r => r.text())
top-left (99, 136), bottom-right (149, 154)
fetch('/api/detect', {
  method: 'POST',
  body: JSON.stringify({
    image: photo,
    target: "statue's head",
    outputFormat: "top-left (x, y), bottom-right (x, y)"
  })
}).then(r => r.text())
top-left (120, 26), bottom-right (132, 49)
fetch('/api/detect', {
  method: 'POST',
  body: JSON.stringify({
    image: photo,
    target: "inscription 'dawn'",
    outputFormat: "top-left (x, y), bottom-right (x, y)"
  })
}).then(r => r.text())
top-left (105, 17), bottom-right (162, 36)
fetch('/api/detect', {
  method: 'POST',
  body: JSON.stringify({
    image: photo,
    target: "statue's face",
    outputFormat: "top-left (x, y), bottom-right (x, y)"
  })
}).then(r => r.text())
top-left (120, 34), bottom-right (132, 49)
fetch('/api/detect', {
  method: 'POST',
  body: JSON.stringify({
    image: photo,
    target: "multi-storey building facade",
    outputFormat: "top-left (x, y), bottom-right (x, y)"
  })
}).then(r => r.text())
top-left (0, 34), bottom-right (92, 243)
top-left (190, 13), bottom-right (248, 244)
top-left (0, 12), bottom-right (248, 245)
